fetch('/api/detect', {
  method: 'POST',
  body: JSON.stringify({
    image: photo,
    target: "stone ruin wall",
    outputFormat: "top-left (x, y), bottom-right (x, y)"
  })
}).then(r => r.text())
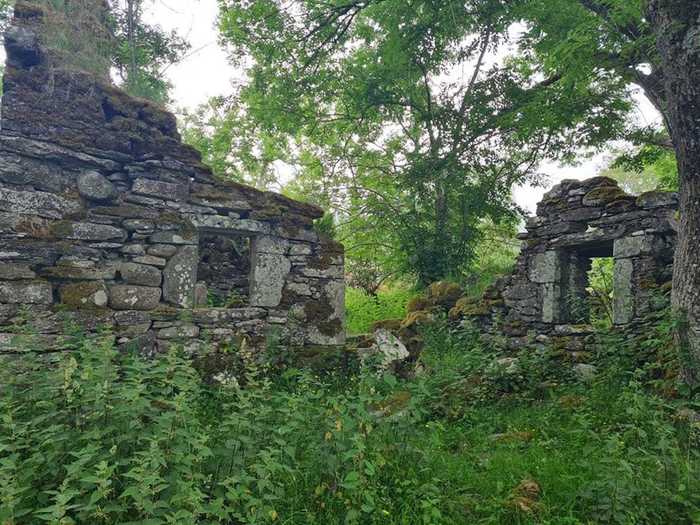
top-left (459, 176), bottom-right (678, 355)
top-left (0, 2), bottom-right (345, 357)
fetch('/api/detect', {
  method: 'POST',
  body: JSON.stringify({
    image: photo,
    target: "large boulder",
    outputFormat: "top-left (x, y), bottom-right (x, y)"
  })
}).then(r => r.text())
top-left (359, 328), bottom-right (410, 370)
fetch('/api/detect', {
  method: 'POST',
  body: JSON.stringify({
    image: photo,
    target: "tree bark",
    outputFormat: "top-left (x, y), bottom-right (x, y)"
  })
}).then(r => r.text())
top-left (648, 0), bottom-right (700, 385)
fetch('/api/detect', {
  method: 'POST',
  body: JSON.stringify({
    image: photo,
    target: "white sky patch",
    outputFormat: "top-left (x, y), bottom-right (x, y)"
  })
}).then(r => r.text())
top-left (146, 0), bottom-right (236, 111)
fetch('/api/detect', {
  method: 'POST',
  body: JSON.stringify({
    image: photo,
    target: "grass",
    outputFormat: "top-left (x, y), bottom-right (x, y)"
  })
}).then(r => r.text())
top-left (1, 316), bottom-right (699, 524)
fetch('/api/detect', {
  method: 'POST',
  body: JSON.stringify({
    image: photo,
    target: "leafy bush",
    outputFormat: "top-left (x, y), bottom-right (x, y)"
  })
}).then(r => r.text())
top-left (1, 317), bottom-right (699, 524)
top-left (345, 286), bottom-right (417, 335)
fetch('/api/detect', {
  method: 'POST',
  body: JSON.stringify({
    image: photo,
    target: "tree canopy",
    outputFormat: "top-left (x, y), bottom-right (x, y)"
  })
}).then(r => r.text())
top-left (211, 0), bottom-right (645, 286)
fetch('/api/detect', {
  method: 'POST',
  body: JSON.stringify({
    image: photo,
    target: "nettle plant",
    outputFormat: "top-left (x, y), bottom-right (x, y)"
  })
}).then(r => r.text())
top-left (0, 331), bottom-right (431, 524)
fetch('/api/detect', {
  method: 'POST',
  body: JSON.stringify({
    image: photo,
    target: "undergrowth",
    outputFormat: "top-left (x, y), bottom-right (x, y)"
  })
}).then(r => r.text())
top-left (345, 287), bottom-right (417, 335)
top-left (1, 315), bottom-right (699, 524)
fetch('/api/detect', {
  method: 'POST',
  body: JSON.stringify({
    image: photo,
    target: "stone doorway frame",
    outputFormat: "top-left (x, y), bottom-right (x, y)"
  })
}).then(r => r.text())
top-left (536, 233), bottom-right (662, 327)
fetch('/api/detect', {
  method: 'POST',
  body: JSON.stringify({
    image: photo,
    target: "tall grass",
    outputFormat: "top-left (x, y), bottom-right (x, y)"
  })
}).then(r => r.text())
top-left (36, 0), bottom-right (113, 78)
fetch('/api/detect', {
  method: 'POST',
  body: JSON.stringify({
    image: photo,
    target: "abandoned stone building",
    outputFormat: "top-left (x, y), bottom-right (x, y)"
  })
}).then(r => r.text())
top-left (458, 176), bottom-right (678, 353)
top-left (0, 2), bottom-right (345, 355)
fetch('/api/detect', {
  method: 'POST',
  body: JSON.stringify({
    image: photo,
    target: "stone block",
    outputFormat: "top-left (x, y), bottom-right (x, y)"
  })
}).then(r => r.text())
top-left (194, 282), bottom-right (208, 307)
top-left (0, 188), bottom-right (81, 219)
top-left (253, 235), bottom-right (289, 255)
top-left (148, 244), bottom-right (178, 258)
top-left (56, 222), bottom-right (127, 242)
top-left (249, 253), bottom-right (291, 307)
top-left (636, 191), bottom-right (678, 209)
top-left (613, 235), bottom-right (660, 259)
top-left (503, 282), bottom-right (539, 301)
top-left (42, 265), bottom-right (116, 280)
top-left (149, 231), bottom-right (197, 245)
top-left (305, 279), bottom-right (345, 346)
top-left (0, 264), bottom-right (36, 280)
top-left (559, 207), bottom-right (603, 222)
top-left (133, 178), bottom-right (188, 200)
top-left (541, 283), bottom-right (560, 324)
top-left (109, 285), bottom-right (162, 311)
top-left (77, 171), bottom-right (116, 202)
top-left (123, 219), bottom-right (155, 233)
top-left (188, 214), bottom-right (270, 234)
top-left (613, 258), bottom-right (634, 325)
top-left (132, 255), bottom-right (167, 267)
top-left (59, 282), bottom-right (109, 309)
top-left (289, 243), bottom-right (313, 256)
top-left (299, 265), bottom-right (344, 279)
top-left (157, 324), bottom-right (200, 339)
top-left (119, 263), bottom-right (163, 287)
top-left (163, 246), bottom-right (198, 308)
top-left (121, 244), bottom-right (146, 256)
top-left (528, 251), bottom-right (562, 284)
top-left (582, 186), bottom-right (627, 207)
top-left (114, 310), bottom-right (152, 326)
top-left (0, 281), bottom-right (53, 304)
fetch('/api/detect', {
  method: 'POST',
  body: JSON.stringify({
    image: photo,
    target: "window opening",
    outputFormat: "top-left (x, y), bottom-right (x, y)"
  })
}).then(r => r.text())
top-left (197, 233), bottom-right (252, 308)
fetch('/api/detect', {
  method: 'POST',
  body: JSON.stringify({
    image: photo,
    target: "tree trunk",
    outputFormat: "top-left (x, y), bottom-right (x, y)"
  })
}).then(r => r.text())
top-left (649, 0), bottom-right (700, 385)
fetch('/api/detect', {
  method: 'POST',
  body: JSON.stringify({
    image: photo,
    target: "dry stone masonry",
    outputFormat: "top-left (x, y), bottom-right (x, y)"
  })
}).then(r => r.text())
top-left (0, 2), bottom-right (345, 357)
top-left (457, 176), bottom-right (678, 354)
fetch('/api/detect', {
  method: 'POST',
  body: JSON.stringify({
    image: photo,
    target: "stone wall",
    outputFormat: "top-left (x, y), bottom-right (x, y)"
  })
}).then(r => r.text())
top-left (456, 176), bottom-right (678, 353)
top-left (0, 2), bottom-right (345, 357)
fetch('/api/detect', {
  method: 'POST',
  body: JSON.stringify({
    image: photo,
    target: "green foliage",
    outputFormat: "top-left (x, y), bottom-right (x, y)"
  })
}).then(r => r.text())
top-left (588, 258), bottom-right (615, 328)
top-left (1, 314), bottom-right (700, 523)
top-left (19, 0), bottom-right (189, 104)
top-left (180, 95), bottom-right (292, 189)
top-left (603, 146), bottom-right (679, 194)
top-left (38, 0), bottom-right (114, 78)
top-left (215, 0), bottom-right (584, 286)
top-left (345, 286), bottom-right (415, 335)
top-left (459, 219), bottom-right (519, 298)
top-left (111, 1), bottom-right (191, 104)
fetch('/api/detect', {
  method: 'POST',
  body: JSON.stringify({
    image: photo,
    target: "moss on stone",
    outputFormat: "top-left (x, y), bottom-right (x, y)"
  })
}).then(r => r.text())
top-left (48, 220), bottom-right (74, 239)
top-left (318, 318), bottom-right (343, 337)
top-left (153, 212), bottom-right (196, 240)
top-left (582, 186), bottom-right (628, 206)
top-left (426, 281), bottom-right (463, 307)
top-left (370, 390), bottom-right (412, 416)
top-left (371, 318), bottom-right (403, 332)
top-left (639, 278), bottom-right (660, 290)
top-left (400, 310), bottom-right (433, 330)
top-left (407, 296), bottom-right (430, 313)
top-left (290, 344), bottom-right (354, 371)
top-left (15, 217), bottom-right (54, 239)
top-left (304, 296), bottom-right (333, 323)
top-left (59, 282), bottom-right (108, 310)
top-left (449, 297), bottom-right (490, 320)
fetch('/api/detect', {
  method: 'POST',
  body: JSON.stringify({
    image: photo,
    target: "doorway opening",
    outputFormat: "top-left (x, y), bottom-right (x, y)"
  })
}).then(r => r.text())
top-left (561, 242), bottom-right (615, 326)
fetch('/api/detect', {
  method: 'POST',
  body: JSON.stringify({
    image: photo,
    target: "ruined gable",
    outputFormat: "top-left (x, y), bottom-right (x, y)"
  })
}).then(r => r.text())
top-left (460, 176), bottom-right (678, 353)
top-left (0, 2), bottom-right (345, 356)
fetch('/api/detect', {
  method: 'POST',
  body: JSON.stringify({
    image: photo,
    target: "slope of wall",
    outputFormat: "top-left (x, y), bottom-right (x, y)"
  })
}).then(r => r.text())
top-left (0, 2), bottom-right (345, 357)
